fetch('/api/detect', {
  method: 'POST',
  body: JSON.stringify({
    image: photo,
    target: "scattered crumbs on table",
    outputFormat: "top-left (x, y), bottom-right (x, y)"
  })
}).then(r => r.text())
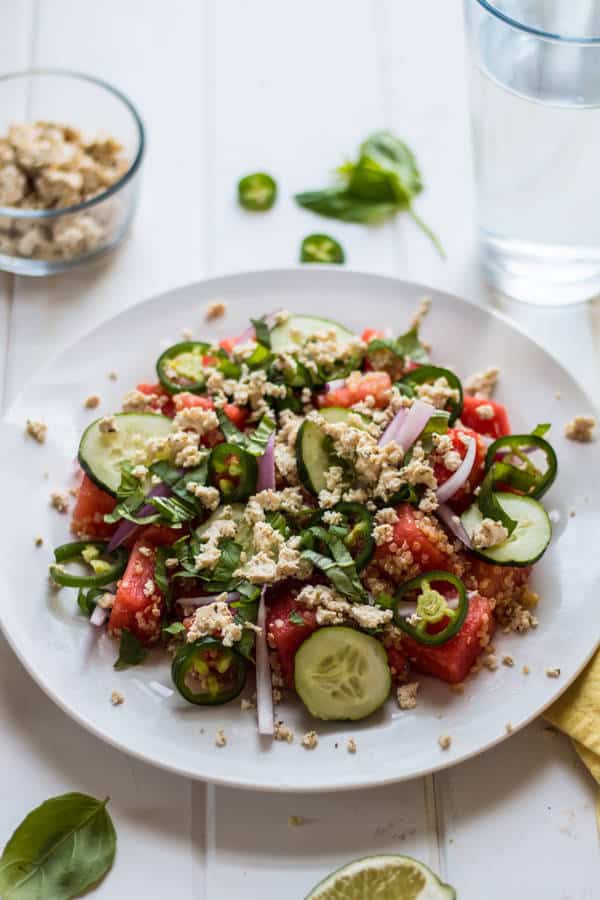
top-left (110, 690), bottom-right (125, 706)
top-left (26, 419), bottom-right (47, 444)
top-left (347, 738), bottom-right (357, 754)
top-left (569, 508), bottom-right (576, 518)
top-left (274, 721), bottom-right (294, 743)
top-left (205, 300), bottom-right (227, 321)
top-left (288, 815), bottom-right (304, 827)
top-left (181, 328), bottom-right (193, 341)
top-left (301, 730), bottom-right (319, 750)
top-left (438, 734), bottom-right (452, 751)
top-left (546, 667), bottom-right (561, 679)
top-left (522, 665), bottom-right (530, 675)
top-left (554, 391), bottom-right (562, 400)
top-left (502, 654), bottom-right (515, 667)
top-left (450, 682), bottom-right (465, 694)
top-left (215, 728), bottom-right (227, 747)
top-left (34, 536), bottom-right (43, 547)
top-left (505, 722), bottom-right (513, 734)
top-left (108, 370), bottom-right (118, 381)
top-left (84, 394), bottom-right (101, 409)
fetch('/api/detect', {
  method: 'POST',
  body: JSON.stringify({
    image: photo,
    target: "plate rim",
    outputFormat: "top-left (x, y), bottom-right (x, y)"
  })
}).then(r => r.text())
top-left (1, 267), bottom-right (598, 792)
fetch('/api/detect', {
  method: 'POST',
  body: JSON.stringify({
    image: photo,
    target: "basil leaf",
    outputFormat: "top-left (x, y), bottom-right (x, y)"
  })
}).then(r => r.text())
top-left (114, 629), bottom-right (148, 670)
top-left (162, 622), bottom-right (186, 637)
top-left (368, 326), bottom-right (429, 367)
top-left (215, 409), bottom-right (275, 456)
top-left (149, 494), bottom-right (195, 524)
top-left (104, 500), bottom-right (159, 526)
top-left (236, 580), bottom-right (261, 602)
top-left (198, 539), bottom-right (242, 591)
top-left (154, 546), bottom-right (172, 609)
top-left (113, 463), bottom-right (144, 500)
top-left (295, 186), bottom-right (398, 224)
top-left (289, 610), bottom-right (305, 625)
top-left (302, 548), bottom-right (367, 602)
top-left (0, 792), bottom-right (116, 900)
top-left (250, 316), bottom-right (271, 349)
top-left (149, 460), bottom-right (182, 487)
top-left (359, 131), bottom-right (423, 199)
top-left (477, 465), bottom-right (518, 537)
top-left (231, 600), bottom-right (259, 660)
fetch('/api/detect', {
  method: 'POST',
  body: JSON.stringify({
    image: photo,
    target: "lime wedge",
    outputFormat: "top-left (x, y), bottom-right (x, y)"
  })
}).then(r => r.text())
top-left (305, 855), bottom-right (456, 900)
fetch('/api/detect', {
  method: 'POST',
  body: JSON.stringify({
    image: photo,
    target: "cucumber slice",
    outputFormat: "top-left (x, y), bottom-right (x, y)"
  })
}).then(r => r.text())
top-left (294, 627), bottom-right (391, 721)
top-left (296, 407), bottom-right (368, 494)
top-left (270, 314), bottom-right (355, 354)
top-left (78, 413), bottom-right (173, 496)
top-left (461, 492), bottom-right (551, 566)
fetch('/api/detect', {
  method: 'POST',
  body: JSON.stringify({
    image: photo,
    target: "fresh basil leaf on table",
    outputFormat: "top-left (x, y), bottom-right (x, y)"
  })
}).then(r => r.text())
top-left (0, 793), bottom-right (116, 900)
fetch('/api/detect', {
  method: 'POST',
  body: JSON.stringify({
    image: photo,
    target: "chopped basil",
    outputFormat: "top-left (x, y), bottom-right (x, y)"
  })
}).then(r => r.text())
top-left (216, 409), bottom-right (275, 456)
top-left (114, 629), bottom-right (148, 670)
top-left (162, 621), bottom-right (186, 637)
top-left (250, 316), bottom-right (271, 349)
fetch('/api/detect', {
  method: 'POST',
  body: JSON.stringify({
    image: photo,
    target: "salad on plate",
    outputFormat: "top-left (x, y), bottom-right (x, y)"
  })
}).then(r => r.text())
top-left (48, 306), bottom-right (557, 735)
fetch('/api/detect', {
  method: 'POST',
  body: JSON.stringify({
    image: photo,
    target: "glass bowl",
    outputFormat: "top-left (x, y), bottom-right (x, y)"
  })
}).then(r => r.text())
top-left (0, 69), bottom-right (145, 276)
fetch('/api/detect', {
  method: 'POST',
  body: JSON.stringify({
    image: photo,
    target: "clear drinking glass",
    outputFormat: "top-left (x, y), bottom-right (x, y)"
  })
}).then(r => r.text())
top-left (464, 1), bottom-right (600, 305)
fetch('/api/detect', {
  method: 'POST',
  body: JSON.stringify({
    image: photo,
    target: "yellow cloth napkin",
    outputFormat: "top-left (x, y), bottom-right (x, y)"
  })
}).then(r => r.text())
top-left (545, 648), bottom-right (600, 832)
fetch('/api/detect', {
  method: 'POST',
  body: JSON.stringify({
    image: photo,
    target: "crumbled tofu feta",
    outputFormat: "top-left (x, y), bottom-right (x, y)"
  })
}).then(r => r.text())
top-left (438, 734), bottom-right (452, 750)
top-left (205, 300), bottom-right (227, 320)
top-left (464, 368), bottom-right (499, 398)
top-left (98, 415), bottom-right (118, 434)
top-left (187, 599), bottom-right (243, 647)
top-left (546, 666), bottom-right (561, 678)
top-left (301, 730), bottom-right (319, 750)
top-left (143, 579), bottom-right (155, 598)
top-left (475, 403), bottom-right (494, 420)
top-left (274, 721), bottom-right (294, 743)
top-left (564, 415), bottom-right (596, 443)
top-left (505, 722), bottom-right (513, 734)
top-left (240, 697), bottom-right (256, 711)
top-left (26, 419), bottom-right (47, 444)
top-left (347, 738), bottom-right (357, 754)
top-left (502, 654), bottom-right (515, 667)
top-left (186, 483), bottom-right (220, 510)
top-left (50, 490), bottom-right (69, 513)
top-left (84, 394), bottom-right (101, 409)
top-left (471, 517), bottom-right (509, 550)
top-left (215, 728), bottom-right (227, 747)
top-left (410, 295), bottom-right (431, 331)
top-left (132, 464), bottom-right (148, 480)
top-left (397, 682), bottom-right (419, 710)
top-left (110, 691), bottom-right (125, 706)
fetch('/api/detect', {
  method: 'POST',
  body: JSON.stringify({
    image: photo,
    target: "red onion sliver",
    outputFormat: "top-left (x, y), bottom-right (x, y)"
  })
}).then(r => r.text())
top-left (107, 482), bottom-right (172, 552)
top-left (90, 605), bottom-right (108, 627)
top-left (436, 502), bottom-right (472, 549)
top-left (436, 437), bottom-right (476, 504)
top-left (257, 433), bottom-right (276, 492)
top-left (256, 587), bottom-right (274, 736)
top-left (379, 408), bottom-right (408, 447)
top-left (394, 399), bottom-right (434, 451)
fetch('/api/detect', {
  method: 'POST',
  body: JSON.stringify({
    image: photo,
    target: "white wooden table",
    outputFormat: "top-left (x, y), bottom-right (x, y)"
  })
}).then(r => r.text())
top-left (1, 3), bottom-right (599, 897)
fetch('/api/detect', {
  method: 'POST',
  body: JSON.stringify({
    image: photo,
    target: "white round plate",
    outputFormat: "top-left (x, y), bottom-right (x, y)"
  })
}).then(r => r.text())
top-left (1, 269), bottom-right (598, 791)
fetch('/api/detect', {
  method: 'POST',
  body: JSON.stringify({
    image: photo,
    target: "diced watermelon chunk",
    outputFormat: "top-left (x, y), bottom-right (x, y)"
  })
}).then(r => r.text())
top-left (461, 395), bottom-right (511, 439)
top-left (108, 525), bottom-right (180, 645)
top-left (71, 474), bottom-right (117, 539)
top-left (374, 504), bottom-right (454, 580)
top-left (266, 593), bottom-right (318, 689)
top-left (385, 644), bottom-right (410, 684)
top-left (319, 371), bottom-right (391, 410)
top-left (465, 559), bottom-right (531, 605)
top-left (136, 382), bottom-right (176, 418)
top-left (401, 594), bottom-right (495, 683)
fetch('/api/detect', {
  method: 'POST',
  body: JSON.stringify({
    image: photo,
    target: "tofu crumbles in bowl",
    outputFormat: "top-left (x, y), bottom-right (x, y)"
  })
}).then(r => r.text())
top-left (0, 69), bottom-right (144, 275)
top-left (44, 301), bottom-right (572, 740)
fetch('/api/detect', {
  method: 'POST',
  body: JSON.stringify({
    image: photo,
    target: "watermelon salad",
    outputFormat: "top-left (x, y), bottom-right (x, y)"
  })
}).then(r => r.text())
top-left (49, 307), bottom-right (557, 733)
